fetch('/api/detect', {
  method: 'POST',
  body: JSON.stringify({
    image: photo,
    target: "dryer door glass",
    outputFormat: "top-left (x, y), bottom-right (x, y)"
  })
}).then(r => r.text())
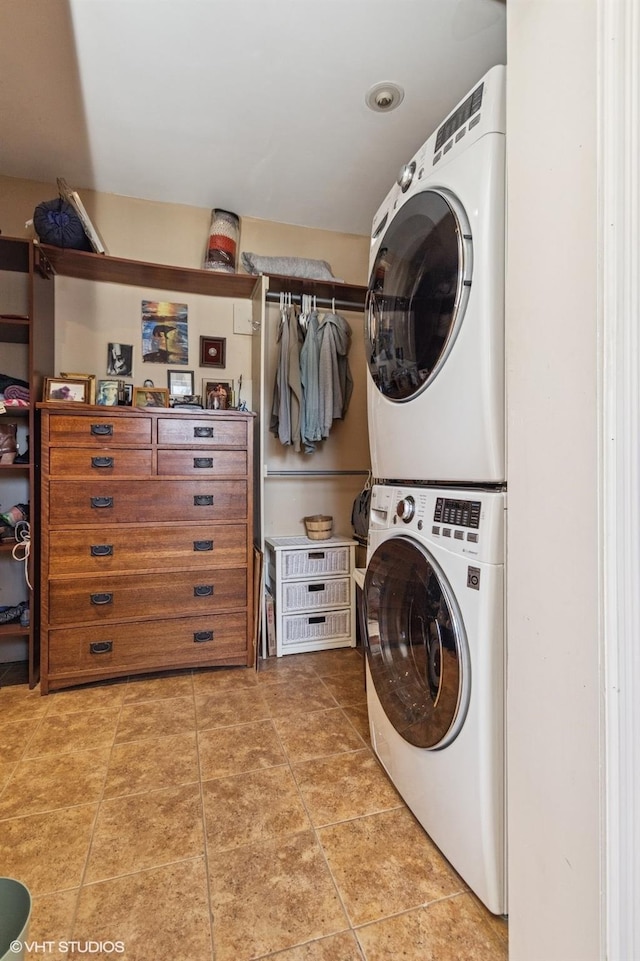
top-left (364, 535), bottom-right (470, 749)
top-left (366, 190), bottom-right (472, 401)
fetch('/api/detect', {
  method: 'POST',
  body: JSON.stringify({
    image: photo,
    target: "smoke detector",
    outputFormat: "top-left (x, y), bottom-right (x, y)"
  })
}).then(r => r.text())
top-left (366, 81), bottom-right (405, 113)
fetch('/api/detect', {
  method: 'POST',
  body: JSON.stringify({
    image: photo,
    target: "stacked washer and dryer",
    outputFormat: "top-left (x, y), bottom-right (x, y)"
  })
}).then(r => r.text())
top-left (362, 64), bottom-right (507, 916)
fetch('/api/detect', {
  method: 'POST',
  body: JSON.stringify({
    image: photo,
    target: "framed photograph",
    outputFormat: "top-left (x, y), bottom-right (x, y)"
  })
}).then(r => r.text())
top-left (200, 336), bottom-right (226, 368)
top-left (203, 379), bottom-right (234, 410)
top-left (167, 369), bottom-right (195, 397)
top-left (97, 379), bottom-right (120, 406)
top-left (133, 387), bottom-right (170, 409)
top-left (43, 377), bottom-right (90, 404)
top-left (120, 384), bottom-right (133, 407)
top-left (107, 343), bottom-right (133, 377)
top-left (142, 301), bottom-right (188, 365)
top-left (60, 372), bottom-right (96, 404)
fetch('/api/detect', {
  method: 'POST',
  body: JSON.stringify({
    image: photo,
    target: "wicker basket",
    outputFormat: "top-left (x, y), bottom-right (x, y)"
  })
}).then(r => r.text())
top-left (304, 514), bottom-right (333, 540)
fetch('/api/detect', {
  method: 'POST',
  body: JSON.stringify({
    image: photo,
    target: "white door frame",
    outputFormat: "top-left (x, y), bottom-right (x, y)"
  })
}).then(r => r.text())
top-left (600, 0), bottom-right (640, 956)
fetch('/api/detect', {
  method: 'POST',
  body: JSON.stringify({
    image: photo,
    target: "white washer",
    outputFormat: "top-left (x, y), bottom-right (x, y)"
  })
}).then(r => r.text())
top-left (366, 64), bottom-right (506, 484)
top-left (364, 483), bottom-right (506, 915)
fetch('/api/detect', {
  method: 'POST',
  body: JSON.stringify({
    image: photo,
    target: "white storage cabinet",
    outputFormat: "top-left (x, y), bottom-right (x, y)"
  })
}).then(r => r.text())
top-left (265, 535), bottom-right (356, 656)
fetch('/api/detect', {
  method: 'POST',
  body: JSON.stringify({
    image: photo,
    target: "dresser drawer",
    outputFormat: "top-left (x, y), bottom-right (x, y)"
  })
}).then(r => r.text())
top-left (49, 448), bottom-right (153, 477)
top-left (48, 479), bottom-right (248, 525)
top-left (48, 568), bottom-right (248, 625)
top-left (46, 413), bottom-right (151, 447)
top-left (48, 611), bottom-right (248, 673)
top-left (157, 449), bottom-right (247, 477)
top-left (157, 416), bottom-right (247, 447)
top-left (48, 524), bottom-right (248, 575)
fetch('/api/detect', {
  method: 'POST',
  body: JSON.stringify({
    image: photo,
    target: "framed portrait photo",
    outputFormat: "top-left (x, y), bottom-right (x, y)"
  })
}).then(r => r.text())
top-left (203, 379), bottom-right (234, 410)
top-left (167, 369), bottom-right (195, 397)
top-left (59, 372), bottom-right (96, 405)
top-left (133, 387), bottom-right (170, 409)
top-left (97, 379), bottom-right (120, 406)
top-left (43, 377), bottom-right (90, 404)
top-left (200, 336), bottom-right (226, 368)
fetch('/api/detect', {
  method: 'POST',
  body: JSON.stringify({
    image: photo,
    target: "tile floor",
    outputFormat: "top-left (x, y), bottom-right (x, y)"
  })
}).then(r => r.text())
top-left (0, 649), bottom-right (508, 961)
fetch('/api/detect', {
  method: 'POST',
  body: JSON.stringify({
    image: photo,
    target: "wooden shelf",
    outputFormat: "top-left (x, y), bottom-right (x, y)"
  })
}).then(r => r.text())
top-left (0, 623), bottom-right (28, 638)
top-left (38, 245), bottom-right (369, 308)
top-left (40, 245), bottom-right (262, 299)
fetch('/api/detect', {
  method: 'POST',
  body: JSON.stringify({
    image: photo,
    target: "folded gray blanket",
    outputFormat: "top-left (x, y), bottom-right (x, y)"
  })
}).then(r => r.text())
top-left (241, 252), bottom-right (342, 282)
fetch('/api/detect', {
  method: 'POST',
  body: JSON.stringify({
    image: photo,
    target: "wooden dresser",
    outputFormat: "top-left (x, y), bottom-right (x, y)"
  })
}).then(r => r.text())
top-left (38, 405), bottom-right (254, 693)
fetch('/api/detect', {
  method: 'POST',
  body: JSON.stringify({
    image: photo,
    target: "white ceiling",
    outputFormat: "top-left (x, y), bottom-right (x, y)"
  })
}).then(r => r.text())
top-left (0, 0), bottom-right (506, 237)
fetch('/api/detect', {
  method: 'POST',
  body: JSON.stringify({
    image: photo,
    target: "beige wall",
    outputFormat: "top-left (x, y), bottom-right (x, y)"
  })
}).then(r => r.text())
top-left (0, 175), bottom-right (370, 539)
top-left (506, 3), bottom-right (601, 959)
top-left (0, 175), bottom-right (368, 284)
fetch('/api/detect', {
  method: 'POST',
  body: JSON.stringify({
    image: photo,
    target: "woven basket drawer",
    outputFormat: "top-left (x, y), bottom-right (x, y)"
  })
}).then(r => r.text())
top-left (281, 609), bottom-right (351, 646)
top-left (281, 546), bottom-right (351, 579)
top-left (281, 576), bottom-right (351, 614)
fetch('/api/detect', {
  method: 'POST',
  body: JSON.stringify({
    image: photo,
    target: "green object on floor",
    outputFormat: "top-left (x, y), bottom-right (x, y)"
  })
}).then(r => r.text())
top-left (0, 878), bottom-right (31, 961)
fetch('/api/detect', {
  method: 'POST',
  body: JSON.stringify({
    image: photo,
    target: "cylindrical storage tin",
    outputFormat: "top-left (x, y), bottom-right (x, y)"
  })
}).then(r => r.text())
top-left (203, 209), bottom-right (239, 273)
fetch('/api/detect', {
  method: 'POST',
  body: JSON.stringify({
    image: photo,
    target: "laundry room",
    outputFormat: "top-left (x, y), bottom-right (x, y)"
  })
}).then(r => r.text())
top-left (0, 3), bottom-right (621, 961)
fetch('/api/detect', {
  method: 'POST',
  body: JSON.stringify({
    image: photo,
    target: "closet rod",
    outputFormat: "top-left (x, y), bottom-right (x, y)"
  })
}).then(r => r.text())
top-left (264, 291), bottom-right (365, 311)
top-left (266, 469), bottom-right (369, 477)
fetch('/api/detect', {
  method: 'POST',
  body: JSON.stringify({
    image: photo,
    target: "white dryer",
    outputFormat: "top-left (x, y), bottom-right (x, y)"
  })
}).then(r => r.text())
top-left (364, 483), bottom-right (506, 915)
top-left (366, 64), bottom-right (506, 484)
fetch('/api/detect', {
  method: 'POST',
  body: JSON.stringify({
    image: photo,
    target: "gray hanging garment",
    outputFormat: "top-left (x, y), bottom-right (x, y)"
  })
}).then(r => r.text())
top-left (270, 304), bottom-right (304, 451)
top-left (317, 311), bottom-right (354, 438)
top-left (299, 310), bottom-right (322, 453)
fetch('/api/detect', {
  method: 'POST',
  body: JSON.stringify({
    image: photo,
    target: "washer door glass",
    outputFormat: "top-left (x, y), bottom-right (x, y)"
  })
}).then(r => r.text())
top-left (366, 190), bottom-right (472, 401)
top-left (364, 536), bottom-right (470, 749)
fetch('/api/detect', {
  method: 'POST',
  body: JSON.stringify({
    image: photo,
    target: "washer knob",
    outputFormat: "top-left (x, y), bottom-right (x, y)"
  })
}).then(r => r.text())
top-left (396, 496), bottom-right (416, 522)
top-left (397, 161), bottom-right (416, 192)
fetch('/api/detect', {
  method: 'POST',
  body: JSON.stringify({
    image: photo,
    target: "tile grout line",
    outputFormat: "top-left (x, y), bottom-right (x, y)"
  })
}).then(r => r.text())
top-left (270, 664), bottom-right (369, 960)
top-left (192, 669), bottom-right (221, 961)
top-left (65, 677), bottom-right (131, 942)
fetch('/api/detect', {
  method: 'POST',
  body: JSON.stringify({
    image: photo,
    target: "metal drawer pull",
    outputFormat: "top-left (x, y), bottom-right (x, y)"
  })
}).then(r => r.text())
top-left (309, 616), bottom-right (327, 624)
top-left (90, 544), bottom-right (114, 557)
top-left (194, 494), bottom-right (214, 506)
top-left (193, 630), bottom-right (214, 643)
top-left (89, 641), bottom-right (113, 654)
top-left (90, 424), bottom-right (113, 436)
top-left (194, 585), bottom-right (214, 597)
top-left (308, 552), bottom-right (325, 560)
top-left (91, 456), bottom-right (114, 468)
top-left (91, 496), bottom-right (114, 509)
top-left (193, 457), bottom-right (213, 469)
top-left (308, 583), bottom-right (325, 592)
top-left (194, 427), bottom-right (214, 438)
top-left (193, 540), bottom-right (213, 551)
top-left (90, 592), bottom-right (113, 605)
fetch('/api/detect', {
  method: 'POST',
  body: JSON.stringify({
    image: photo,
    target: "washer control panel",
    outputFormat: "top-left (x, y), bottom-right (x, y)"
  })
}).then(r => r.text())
top-left (369, 484), bottom-right (505, 565)
top-left (433, 497), bottom-right (481, 529)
